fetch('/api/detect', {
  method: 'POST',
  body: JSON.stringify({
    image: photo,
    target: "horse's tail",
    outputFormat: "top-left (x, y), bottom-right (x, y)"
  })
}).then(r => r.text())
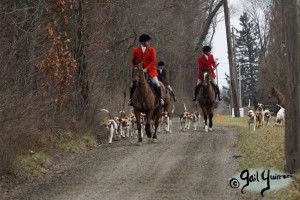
top-left (101, 108), bottom-right (112, 119)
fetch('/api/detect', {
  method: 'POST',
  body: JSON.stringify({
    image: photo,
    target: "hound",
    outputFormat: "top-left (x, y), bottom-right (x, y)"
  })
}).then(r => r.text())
top-left (247, 110), bottom-right (256, 131)
top-left (102, 119), bottom-right (118, 144)
top-left (179, 103), bottom-right (191, 131)
top-left (275, 104), bottom-right (285, 126)
top-left (101, 109), bottom-right (121, 143)
top-left (256, 103), bottom-right (264, 127)
top-left (115, 116), bottom-right (131, 138)
top-left (159, 105), bottom-right (175, 133)
top-left (187, 111), bottom-right (201, 130)
top-left (263, 109), bottom-right (271, 126)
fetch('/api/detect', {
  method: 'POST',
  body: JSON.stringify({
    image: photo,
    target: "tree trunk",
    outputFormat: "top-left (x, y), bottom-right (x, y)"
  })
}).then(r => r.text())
top-left (75, 0), bottom-right (89, 113)
top-left (223, 0), bottom-right (240, 117)
top-left (281, 0), bottom-right (300, 172)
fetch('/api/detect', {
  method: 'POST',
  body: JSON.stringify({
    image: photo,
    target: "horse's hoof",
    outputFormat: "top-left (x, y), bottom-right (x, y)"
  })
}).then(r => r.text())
top-left (152, 139), bottom-right (157, 143)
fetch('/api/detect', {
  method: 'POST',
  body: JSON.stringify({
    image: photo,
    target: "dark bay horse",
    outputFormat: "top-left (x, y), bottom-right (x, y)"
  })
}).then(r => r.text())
top-left (132, 64), bottom-right (170, 144)
top-left (198, 70), bottom-right (216, 132)
top-left (268, 87), bottom-right (285, 108)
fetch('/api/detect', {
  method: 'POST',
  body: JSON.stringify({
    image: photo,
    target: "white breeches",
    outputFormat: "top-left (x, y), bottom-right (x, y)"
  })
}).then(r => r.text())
top-left (150, 76), bottom-right (160, 87)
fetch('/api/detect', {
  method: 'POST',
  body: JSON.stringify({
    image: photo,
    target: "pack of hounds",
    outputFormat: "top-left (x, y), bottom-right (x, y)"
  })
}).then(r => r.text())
top-left (247, 103), bottom-right (285, 131)
top-left (101, 102), bottom-right (285, 143)
top-left (101, 103), bottom-right (202, 144)
top-left (101, 106), bottom-right (175, 144)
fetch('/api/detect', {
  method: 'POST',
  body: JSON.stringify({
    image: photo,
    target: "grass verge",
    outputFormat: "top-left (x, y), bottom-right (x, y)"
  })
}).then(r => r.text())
top-left (214, 115), bottom-right (300, 199)
top-left (60, 133), bottom-right (97, 153)
top-left (17, 151), bottom-right (49, 175)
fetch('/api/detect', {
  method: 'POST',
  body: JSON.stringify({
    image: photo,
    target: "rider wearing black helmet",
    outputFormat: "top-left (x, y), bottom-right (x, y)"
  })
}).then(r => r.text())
top-left (157, 61), bottom-right (178, 102)
top-left (128, 34), bottom-right (165, 106)
top-left (192, 45), bottom-right (222, 101)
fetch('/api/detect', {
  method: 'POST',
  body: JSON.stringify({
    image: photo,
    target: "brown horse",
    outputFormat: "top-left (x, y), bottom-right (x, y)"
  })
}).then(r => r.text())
top-left (198, 70), bottom-right (216, 132)
top-left (268, 87), bottom-right (285, 108)
top-left (132, 63), bottom-right (170, 144)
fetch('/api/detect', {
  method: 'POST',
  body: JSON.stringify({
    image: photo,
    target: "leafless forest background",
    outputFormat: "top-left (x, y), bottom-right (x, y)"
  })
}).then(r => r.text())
top-left (0, 0), bottom-right (294, 175)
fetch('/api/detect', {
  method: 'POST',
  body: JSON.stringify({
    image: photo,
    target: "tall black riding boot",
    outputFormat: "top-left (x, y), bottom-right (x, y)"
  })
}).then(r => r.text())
top-left (128, 81), bottom-right (137, 106)
top-left (154, 86), bottom-right (164, 105)
top-left (192, 84), bottom-right (201, 101)
top-left (214, 84), bottom-right (222, 101)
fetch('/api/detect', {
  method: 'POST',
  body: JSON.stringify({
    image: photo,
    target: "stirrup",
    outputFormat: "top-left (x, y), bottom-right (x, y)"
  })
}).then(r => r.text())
top-left (128, 99), bottom-right (133, 106)
top-left (159, 99), bottom-right (164, 106)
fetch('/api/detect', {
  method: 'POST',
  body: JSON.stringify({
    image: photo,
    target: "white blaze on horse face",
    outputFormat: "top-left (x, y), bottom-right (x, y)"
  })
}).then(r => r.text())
top-left (203, 71), bottom-right (208, 79)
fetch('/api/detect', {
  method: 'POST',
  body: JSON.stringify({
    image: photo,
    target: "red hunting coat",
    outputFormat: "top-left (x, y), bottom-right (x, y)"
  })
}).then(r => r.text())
top-left (132, 46), bottom-right (158, 78)
top-left (198, 54), bottom-right (217, 80)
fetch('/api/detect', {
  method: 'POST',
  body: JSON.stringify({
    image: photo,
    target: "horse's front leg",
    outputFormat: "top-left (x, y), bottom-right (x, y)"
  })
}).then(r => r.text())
top-left (202, 108), bottom-right (208, 132)
top-left (208, 107), bottom-right (214, 132)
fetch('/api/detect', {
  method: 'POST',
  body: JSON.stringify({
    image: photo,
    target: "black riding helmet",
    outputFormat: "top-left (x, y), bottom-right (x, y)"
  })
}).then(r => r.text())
top-left (158, 61), bottom-right (165, 66)
top-left (139, 34), bottom-right (151, 43)
top-left (202, 46), bottom-right (212, 53)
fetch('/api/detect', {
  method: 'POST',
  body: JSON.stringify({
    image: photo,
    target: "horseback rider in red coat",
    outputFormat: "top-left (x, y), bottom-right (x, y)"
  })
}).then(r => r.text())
top-left (192, 46), bottom-right (222, 101)
top-left (157, 61), bottom-right (177, 102)
top-left (128, 34), bottom-right (164, 106)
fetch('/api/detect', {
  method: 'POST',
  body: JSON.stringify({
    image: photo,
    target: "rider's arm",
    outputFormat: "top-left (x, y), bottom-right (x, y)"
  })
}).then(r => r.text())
top-left (211, 54), bottom-right (217, 69)
top-left (145, 47), bottom-right (157, 71)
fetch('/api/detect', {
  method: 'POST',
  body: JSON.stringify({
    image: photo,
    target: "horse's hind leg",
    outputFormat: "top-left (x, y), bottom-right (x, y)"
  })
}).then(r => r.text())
top-left (137, 121), bottom-right (143, 141)
top-left (152, 117), bottom-right (159, 142)
top-left (135, 112), bottom-right (143, 144)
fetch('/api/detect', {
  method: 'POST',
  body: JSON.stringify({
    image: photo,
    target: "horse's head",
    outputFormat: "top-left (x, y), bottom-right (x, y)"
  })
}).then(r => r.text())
top-left (202, 69), bottom-right (211, 87)
top-left (268, 87), bottom-right (276, 99)
top-left (132, 62), bottom-right (146, 82)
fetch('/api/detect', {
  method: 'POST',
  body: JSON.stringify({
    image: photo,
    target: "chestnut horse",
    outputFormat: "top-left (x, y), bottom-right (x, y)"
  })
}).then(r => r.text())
top-left (132, 63), bottom-right (170, 145)
top-left (268, 87), bottom-right (285, 108)
top-left (198, 70), bottom-right (216, 132)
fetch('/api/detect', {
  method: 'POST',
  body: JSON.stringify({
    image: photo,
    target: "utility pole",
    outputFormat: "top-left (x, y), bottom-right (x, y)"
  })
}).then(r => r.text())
top-left (281, 0), bottom-right (300, 172)
top-left (223, 0), bottom-right (240, 117)
top-left (232, 27), bottom-right (242, 107)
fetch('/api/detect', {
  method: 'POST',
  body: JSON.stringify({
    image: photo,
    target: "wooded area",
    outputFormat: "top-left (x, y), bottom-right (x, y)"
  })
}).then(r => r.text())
top-left (0, 0), bottom-right (225, 175)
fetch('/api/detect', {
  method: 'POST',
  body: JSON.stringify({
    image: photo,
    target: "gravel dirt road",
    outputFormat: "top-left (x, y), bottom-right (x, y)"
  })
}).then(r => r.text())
top-left (4, 119), bottom-right (239, 200)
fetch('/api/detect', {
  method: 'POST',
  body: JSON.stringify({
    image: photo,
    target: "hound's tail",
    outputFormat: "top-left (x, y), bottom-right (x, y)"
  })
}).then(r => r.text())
top-left (171, 105), bottom-right (175, 114)
top-left (276, 104), bottom-right (284, 109)
top-left (130, 108), bottom-right (134, 116)
top-left (101, 109), bottom-right (112, 119)
top-left (120, 110), bottom-right (125, 118)
top-left (248, 99), bottom-right (251, 109)
top-left (184, 103), bottom-right (187, 112)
